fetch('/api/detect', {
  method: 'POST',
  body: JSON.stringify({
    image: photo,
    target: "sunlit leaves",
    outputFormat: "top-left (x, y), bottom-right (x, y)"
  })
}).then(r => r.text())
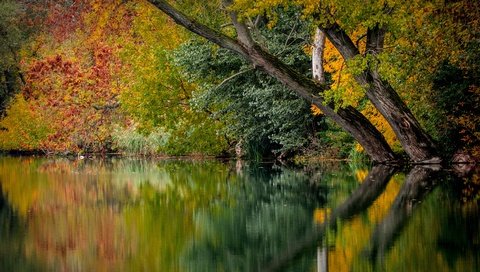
top-left (0, 94), bottom-right (51, 151)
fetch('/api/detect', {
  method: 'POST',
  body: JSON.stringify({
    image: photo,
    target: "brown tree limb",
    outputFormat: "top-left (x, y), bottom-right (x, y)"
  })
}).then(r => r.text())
top-left (147, 0), bottom-right (396, 162)
top-left (321, 23), bottom-right (440, 162)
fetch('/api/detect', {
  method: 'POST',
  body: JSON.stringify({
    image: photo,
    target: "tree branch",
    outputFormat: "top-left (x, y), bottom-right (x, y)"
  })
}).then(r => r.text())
top-left (222, 0), bottom-right (255, 48)
top-left (321, 23), bottom-right (360, 60)
top-left (147, 0), bottom-right (396, 162)
top-left (312, 28), bottom-right (326, 84)
top-left (215, 67), bottom-right (254, 90)
top-left (366, 25), bottom-right (386, 55)
top-left (148, 0), bottom-right (248, 57)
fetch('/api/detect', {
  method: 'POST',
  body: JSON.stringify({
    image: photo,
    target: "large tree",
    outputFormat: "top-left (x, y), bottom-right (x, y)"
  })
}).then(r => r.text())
top-left (147, 0), bottom-right (446, 163)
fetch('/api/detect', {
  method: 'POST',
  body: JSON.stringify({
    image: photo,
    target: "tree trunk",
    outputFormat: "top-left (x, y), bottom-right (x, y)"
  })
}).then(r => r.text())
top-left (148, 0), bottom-right (397, 163)
top-left (312, 28), bottom-right (326, 84)
top-left (250, 46), bottom-right (396, 162)
top-left (323, 24), bottom-right (441, 163)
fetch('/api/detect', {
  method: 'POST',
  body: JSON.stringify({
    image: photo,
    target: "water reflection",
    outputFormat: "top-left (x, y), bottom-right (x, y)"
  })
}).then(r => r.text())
top-left (264, 165), bottom-right (397, 271)
top-left (366, 166), bottom-right (440, 265)
top-left (0, 156), bottom-right (477, 271)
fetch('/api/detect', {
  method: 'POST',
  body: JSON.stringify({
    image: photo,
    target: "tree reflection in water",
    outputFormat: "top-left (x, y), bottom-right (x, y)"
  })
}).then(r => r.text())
top-left (366, 166), bottom-right (440, 265)
top-left (0, 157), bottom-right (477, 271)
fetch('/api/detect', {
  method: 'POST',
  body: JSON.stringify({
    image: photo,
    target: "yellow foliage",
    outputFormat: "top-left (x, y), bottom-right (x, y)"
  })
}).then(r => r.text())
top-left (360, 102), bottom-right (402, 152)
top-left (354, 169), bottom-right (369, 183)
top-left (313, 208), bottom-right (331, 224)
top-left (311, 104), bottom-right (323, 116)
top-left (309, 37), bottom-right (366, 112)
top-left (0, 94), bottom-right (51, 151)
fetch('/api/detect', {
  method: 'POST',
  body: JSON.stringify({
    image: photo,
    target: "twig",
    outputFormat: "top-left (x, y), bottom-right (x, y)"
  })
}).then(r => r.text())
top-left (215, 67), bottom-right (254, 90)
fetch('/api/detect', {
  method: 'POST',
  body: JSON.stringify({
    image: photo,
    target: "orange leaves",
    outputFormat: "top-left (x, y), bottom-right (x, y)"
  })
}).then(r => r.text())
top-left (18, 41), bottom-right (125, 153)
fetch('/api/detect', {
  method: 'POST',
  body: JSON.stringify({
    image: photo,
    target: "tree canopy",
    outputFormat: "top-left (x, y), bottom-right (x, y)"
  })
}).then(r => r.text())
top-left (0, 0), bottom-right (477, 162)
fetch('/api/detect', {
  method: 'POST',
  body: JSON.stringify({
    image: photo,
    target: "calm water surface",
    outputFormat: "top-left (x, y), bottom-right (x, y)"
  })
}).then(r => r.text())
top-left (0, 156), bottom-right (478, 271)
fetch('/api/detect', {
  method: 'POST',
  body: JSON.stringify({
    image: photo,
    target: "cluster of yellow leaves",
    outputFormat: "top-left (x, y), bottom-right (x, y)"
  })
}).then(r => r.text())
top-left (231, 0), bottom-right (322, 28)
top-left (0, 94), bottom-right (51, 151)
top-left (311, 35), bottom-right (366, 116)
top-left (118, 1), bottom-right (191, 131)
top-left (358, 102), bottom-right (401, 152)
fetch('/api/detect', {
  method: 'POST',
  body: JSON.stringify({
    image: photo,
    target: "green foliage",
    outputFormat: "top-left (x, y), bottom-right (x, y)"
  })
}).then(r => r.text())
top-left (111, 126), bottom-right (167, 155)
top-left (161, 115), bottom-right (227, 156)
top-left (0, 1), bottom-right (27, 69)
top-left (118, 3), bottom-right (227, 156)
top-left (112, 114), bottom-right (227, 156)
top-left (316, 118), bottom-right (355, 158)
top-left (431, 50), bottom-right (480, 156)
top-left (0, 0), bottom-right (29, 112)
top-left (174, 8), bottom-right (322, 158)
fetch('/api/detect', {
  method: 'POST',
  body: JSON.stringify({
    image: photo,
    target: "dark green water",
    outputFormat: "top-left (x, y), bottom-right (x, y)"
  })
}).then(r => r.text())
top-left (0, 156), bottom-right (478, 271)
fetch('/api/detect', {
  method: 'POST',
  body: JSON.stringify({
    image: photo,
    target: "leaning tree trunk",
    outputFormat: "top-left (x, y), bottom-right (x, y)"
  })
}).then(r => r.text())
top-left (323, 24), bottom-right (441, 163)
top-left (148, 0), bottom-right (397, 163)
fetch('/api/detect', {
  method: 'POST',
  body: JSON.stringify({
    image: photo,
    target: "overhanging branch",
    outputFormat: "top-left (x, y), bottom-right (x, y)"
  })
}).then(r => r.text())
top-left (148, 0), bottom-right (248, 57)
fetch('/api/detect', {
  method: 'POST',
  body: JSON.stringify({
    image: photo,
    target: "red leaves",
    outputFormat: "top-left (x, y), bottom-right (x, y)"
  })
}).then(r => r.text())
top-left (44, 0), bottom-right (88, 41)
top-left (11, 0), bottom-right (141, 153)
top-left (21, 42), bottom-right (125, 153)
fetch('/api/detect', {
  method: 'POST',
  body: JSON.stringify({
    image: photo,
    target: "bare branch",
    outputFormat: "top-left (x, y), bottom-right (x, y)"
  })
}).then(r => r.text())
top-left (215, 67), bottom-right (254, 90)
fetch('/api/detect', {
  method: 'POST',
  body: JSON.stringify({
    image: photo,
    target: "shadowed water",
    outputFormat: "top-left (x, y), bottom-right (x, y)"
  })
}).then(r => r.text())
top-left (0, 156), bottom-right (478, 271)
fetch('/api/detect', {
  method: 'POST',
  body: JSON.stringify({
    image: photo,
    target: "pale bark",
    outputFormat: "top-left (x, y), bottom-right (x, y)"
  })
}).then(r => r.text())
top-left (312, 28), bottom-right (326, 84)
top-left (148, 0), bottom-right (396, 162)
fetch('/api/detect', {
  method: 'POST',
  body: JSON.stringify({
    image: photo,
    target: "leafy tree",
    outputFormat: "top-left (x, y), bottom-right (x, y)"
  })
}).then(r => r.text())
top-left (118, 0), bottom-right (228, 156)
top-left (174, 9), bottom-right (321, 158)
top-left (146, 0), bottom-right (479, 163)
top-left (0, 94), bottom-right (51, 151)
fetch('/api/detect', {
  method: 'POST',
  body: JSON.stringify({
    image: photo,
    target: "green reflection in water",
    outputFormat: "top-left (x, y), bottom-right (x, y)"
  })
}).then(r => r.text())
top-left (0, 156), bottom-right (478, 272)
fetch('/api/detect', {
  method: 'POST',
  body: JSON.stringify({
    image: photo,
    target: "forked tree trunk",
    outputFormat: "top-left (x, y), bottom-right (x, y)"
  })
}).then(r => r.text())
top-left (148, 0), bottom-right (397, 163)
top-left (323, 25), bottom-right (441, 163)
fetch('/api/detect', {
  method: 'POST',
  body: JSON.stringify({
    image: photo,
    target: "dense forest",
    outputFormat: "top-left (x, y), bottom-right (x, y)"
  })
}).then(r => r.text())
top-left (0, 0), bottom-right (478, 163)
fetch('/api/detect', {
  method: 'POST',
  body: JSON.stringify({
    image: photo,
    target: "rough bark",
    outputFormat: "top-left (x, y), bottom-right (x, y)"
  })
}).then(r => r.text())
top-left (323, 23), bottom-right (441, 163)
top-left (148, 0), bottom-right (396, 162)
top-left (366, 25), bottom-right (386, 55)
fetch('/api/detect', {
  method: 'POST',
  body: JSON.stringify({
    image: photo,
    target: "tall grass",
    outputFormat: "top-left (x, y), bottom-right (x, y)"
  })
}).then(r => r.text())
top-left (111, 126), bottom-right (168, 156)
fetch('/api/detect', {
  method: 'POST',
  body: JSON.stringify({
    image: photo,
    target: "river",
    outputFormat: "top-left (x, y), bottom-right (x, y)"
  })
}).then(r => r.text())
top-left (0, 156), bottom-right (478, 271)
